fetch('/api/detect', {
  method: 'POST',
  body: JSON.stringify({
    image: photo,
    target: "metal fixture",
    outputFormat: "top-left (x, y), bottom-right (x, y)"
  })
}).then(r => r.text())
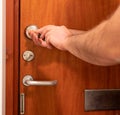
top-left (25, 25), bottom-right (39, 39)
top-left (23, 50), bottom-right (34, 61)
top-left (23, 75), bottom-right (57, 86)
top-left (85, 89), bottom-right (120, 111)
top-left (20, 93), bottom-right (25, 114)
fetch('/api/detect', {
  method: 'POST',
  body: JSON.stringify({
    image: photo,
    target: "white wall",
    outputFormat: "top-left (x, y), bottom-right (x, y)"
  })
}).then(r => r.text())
top-left (1, 0), bottom-right (6, 115)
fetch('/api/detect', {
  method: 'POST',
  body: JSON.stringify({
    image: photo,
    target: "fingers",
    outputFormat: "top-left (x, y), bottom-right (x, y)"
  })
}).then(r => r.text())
top-left (29, 30), bottom-right (40, 45)
top-left (28, 29), bottom-right (53, 49)
top-left (28, 25), bottom-right (71, 51)
top-left (35, 25), bottom-right (57, 39)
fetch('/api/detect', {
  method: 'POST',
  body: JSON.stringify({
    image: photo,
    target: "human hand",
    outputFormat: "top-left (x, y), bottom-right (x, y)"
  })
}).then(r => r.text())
top-left (29, 25), bottom-right (72, 50)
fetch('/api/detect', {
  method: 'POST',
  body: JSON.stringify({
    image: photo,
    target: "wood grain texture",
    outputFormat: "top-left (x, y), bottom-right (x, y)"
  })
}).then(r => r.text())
top-left (6, 0), bottom-right (19, 115)
top-left (20, 0), bottom-right (120, 115)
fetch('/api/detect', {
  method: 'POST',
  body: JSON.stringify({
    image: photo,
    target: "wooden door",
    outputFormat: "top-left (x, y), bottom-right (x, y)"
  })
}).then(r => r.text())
top-left (20, 0), bottom-right (120, 115)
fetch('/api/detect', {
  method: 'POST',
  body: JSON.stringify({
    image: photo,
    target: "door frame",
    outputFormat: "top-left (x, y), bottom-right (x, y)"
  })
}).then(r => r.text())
top-left (6, 0), bottom-right (19, 115)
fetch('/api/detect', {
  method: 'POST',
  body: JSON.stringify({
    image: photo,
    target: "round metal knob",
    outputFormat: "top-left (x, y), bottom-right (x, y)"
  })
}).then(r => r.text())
top-left (25, 25), bottom-right (39, 39)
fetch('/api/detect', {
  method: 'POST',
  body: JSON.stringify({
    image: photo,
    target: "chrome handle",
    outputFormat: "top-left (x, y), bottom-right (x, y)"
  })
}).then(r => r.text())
top-left (23, 75), bottom-right (57, 86)
top-left (25, 25), bottom-right (39, 39)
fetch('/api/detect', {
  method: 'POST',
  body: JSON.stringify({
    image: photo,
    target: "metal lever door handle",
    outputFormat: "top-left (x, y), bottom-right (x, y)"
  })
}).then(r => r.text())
top-left (23, 75), bottom-right (57, 86)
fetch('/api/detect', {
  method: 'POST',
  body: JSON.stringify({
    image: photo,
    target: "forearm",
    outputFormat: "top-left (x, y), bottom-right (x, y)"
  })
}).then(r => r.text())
top-left (69, 29), bottom-right (85, 35)
top-left (29, 6), bottom-right (120, 66)
top-left (65, 7), bottom-right (120, 66)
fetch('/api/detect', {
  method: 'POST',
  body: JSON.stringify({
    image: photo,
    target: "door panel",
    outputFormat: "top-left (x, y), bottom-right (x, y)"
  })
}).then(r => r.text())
top-left (20, 0), bottom-right (120, 115)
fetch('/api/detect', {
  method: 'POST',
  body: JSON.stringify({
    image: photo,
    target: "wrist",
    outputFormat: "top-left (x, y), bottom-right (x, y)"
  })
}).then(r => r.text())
top-left (69, 29), bottom-right (86, 35)
top-left (63, 34), bottom-right (85, 52)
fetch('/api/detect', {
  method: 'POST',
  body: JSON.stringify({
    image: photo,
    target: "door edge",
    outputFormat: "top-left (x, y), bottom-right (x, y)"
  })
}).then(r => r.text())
top-left (6, 0), bottom-right (20, 115)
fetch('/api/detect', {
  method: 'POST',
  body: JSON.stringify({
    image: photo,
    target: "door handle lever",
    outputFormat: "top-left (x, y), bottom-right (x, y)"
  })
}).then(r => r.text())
top-left (23, 75), bottom-right (57, 86)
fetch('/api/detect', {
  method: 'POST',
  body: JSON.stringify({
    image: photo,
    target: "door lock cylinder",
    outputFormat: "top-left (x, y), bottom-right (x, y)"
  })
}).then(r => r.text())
top-left (23, 50), bottom-right (35, 62)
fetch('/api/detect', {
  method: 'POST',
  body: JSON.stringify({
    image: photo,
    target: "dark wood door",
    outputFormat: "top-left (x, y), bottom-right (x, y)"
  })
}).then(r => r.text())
top-left (20, 0), bottom-right (120, 115)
